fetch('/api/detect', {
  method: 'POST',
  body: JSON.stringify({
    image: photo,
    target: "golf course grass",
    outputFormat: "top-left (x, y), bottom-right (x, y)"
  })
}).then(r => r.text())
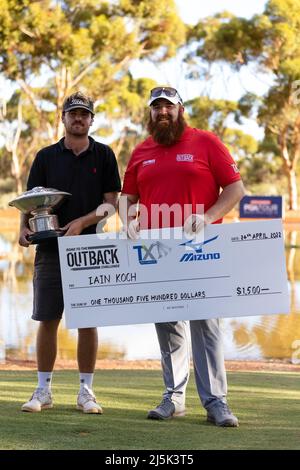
top-left (0, 369), bottom-right (299, 450)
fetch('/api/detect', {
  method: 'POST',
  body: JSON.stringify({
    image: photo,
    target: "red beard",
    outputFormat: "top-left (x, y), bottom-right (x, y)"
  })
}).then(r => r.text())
top-left (147, 113), bottom-right (186, 146)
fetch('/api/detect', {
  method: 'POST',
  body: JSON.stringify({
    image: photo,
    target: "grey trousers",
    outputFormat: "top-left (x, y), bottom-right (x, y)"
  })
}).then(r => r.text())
top-left (155, 319), bottom-right (227, 409)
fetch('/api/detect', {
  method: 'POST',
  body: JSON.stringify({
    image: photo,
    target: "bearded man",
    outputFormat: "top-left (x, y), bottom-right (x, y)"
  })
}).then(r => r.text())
top-left (121, 86), bottom-right (245, 427)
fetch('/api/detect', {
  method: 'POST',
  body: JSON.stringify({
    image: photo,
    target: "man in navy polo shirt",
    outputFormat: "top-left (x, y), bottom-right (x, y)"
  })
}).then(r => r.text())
top-left (19, 91), bottom-right (121, 413)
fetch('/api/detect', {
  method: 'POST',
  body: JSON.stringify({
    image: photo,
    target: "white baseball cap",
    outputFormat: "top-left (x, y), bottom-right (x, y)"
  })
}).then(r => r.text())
top-left (148, 87), bottom-right (183, 106)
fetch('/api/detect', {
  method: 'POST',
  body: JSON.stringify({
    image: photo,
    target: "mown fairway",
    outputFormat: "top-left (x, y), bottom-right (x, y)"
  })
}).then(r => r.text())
top-left (0, 369), bottom-right (299, 450)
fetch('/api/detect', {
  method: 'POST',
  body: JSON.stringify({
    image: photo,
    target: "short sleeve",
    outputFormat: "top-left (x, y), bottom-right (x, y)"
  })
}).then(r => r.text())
top-left (207, 133), bottom-right (241, 188)
top-left (121, 150), bottom-right (139, 196)
top-left (102, 146), bottom-right (121, 193)
top-left (26, 151), bottom-right (47, 190)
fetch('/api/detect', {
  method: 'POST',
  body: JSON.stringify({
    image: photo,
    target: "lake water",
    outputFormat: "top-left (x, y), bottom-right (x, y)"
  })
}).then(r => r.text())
top-left (0, 220), bottom-right (299, 362)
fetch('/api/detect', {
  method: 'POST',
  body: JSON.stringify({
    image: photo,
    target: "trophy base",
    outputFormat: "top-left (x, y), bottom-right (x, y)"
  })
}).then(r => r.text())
top-left (28, 230), bottom-right (66, 245)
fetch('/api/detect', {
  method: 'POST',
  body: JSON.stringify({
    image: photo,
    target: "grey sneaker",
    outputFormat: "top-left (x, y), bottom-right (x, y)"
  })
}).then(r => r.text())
top-left (207, 401), bottom-right (239, 427)
top-left (21, 387), bottom-right (53, 412)
top-left (147, 398), bottom-right (185, 420)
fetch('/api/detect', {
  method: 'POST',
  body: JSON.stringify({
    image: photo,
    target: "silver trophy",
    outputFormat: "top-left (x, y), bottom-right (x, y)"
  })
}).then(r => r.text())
top-left (9, 186), bottom-right (71, 244)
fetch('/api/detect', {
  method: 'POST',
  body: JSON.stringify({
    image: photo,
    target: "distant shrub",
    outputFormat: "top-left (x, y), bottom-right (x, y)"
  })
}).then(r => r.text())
top-left (0, 178), bottom-right (15, 194)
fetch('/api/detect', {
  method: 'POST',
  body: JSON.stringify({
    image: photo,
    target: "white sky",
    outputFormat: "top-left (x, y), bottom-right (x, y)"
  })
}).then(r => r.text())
top-left (175, 0), bottom-right (267, 24)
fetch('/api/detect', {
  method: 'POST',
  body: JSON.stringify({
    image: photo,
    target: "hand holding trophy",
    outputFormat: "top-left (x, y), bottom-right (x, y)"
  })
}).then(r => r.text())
top-left (9, 186), bottom-right (71, 244)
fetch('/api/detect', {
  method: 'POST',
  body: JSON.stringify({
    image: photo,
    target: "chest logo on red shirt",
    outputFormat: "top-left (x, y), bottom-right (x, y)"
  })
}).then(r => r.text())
top-left (176, 154), bottom-right (194, 162)
top-left (142, 159), bottom-right (156, 167)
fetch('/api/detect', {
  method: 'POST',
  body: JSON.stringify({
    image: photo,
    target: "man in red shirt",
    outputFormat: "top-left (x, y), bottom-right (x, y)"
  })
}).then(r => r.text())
top-left (121, 86), bottom-right (245, 426)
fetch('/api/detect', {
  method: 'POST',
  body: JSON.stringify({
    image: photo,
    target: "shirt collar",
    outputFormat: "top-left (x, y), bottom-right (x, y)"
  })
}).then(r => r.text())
top-left (59, 136), bottom-right (95, 154)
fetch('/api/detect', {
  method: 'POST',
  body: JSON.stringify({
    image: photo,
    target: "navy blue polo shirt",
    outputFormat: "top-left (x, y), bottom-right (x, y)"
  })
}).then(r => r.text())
top-left (27, 136), bottom-right (121, 250)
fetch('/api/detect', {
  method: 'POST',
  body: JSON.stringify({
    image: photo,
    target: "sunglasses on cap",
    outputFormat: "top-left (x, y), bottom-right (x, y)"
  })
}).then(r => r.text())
top-left (151, 86), bottom-right (181, 97)
top-left (148, 87), bottom-right (183, 105)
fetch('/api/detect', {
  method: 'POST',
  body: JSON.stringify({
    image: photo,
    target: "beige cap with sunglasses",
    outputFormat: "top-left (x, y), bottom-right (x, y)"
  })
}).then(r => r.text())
top-left (148, 87), bottom-right (184, 106)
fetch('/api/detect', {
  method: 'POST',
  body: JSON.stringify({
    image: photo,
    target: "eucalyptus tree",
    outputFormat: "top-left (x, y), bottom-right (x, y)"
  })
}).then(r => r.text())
top-left (185, 0), bottom-right (300, 209)
top-left (184, 95), bottom-right (281, 194)
top-left (0, 0), bottom-right (185, 190)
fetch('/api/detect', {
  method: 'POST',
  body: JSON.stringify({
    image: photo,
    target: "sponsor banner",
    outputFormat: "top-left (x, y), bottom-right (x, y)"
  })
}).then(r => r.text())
top-left (58, 220), bottom-right (289, 328)
top-left (239, 195), bottom-right (283, 219)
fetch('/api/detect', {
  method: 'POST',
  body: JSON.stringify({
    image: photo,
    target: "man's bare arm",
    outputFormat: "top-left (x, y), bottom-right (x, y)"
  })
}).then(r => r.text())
top-left (204, 180), bottom-right (246, 225)
top-left (118, 193), bottom-right (140, 238)
top-left (118, 193), bottom-right (139, 227)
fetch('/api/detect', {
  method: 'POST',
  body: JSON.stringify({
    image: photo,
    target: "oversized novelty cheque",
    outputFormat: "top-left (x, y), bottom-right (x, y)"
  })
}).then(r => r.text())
top-left (58, 219), bottom-right (289, 329)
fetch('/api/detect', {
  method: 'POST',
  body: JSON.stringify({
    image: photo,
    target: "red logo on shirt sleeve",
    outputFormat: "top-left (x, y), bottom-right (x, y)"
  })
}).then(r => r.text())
top-left (231, 163), bottom-right (239, 174)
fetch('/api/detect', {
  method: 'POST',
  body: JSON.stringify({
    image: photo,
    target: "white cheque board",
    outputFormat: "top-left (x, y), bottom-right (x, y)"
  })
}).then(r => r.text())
top-left (58, 219), bottom-right (290, 329)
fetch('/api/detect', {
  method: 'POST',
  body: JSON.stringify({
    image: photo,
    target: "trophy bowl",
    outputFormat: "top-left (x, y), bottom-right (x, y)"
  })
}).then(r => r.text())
top-left (9, 186), bottom-right (72, 244)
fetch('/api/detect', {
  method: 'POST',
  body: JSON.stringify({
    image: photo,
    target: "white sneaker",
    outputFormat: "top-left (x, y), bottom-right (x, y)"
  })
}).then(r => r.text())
top-left (77, 388), bottom-right (103, 414)
top-left (21, 387), bottom-right (53, 412)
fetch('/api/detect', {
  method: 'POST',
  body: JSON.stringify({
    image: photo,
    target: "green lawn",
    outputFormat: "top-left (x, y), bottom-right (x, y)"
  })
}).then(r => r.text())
top-left (0, 369), bottom-right (299, 450)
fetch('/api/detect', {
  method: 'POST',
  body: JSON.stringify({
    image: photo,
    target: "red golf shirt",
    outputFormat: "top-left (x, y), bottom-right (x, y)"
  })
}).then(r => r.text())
top-left (122, 126), bottom-right (241, 228)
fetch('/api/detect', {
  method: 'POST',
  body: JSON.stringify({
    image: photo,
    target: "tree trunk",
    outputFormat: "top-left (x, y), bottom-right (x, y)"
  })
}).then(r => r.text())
top-left (16, 175), bottom-right (23, 194)
top-left (4, 99), bottom-right (24, 194)
top-left (280, 135), bottom-right (298, 211)
top-left (287, 168), bottom-right (298, 211)
top-left (286, 230), bottom-right (297, 282)
top-left (11, 149), bottom-right (23, 194)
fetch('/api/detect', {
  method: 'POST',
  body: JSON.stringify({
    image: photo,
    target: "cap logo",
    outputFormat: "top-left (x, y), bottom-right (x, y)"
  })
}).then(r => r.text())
top-left (70, 99), bottom-right (86, 106)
